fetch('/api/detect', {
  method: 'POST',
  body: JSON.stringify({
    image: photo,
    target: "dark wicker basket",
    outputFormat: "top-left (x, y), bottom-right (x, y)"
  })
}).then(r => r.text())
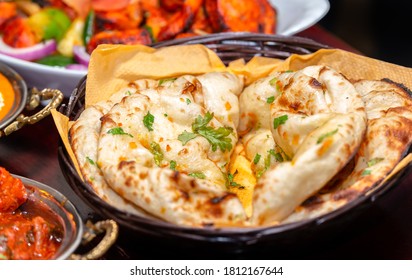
top-left (58, 33), bottom-right (412, 254)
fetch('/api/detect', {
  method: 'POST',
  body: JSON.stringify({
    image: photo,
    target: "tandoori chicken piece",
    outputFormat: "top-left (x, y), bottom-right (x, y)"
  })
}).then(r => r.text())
top-left (86, 28), bottom-right (152, 53)
top-left (94, 1), bottom-right (144, 33)
top-left (204, 0), bottom-right (276, 33)
top-left (159, 0), bottom-right (184, 12)
top-left (2, 16), bottom-right (38, 48)
top-left (156, 0), bottom-right (203, 41)
top-left (0, 2), bottom-right (17, 30)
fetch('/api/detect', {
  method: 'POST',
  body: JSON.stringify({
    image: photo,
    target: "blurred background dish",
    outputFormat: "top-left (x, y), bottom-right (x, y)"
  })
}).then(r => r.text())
top-left (0, 171), bottom-right (83, 260)
top-left (273, 0), bottom-right (329, 35)
top-left (0, 53), bottom-right (86, 97)
top-left (0, 0), bottom-right (329, 96)
top-left (0, 61), bottom-right (63, 138)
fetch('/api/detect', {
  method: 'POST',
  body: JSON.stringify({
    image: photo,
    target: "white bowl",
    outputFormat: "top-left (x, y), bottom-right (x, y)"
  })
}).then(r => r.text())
top-left (0, 0), bottom-right (328, 97)
top-left (0, 53), bottom-right (86, 97)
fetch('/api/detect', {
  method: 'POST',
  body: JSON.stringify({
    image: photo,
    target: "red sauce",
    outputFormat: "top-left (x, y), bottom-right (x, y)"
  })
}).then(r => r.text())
top-left (0, 167), bottom-right (62, 260)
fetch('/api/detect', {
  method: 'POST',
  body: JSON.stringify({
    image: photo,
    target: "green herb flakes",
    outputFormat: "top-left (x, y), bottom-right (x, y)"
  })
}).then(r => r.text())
top-left (253, 153), bottom-right (261, 164)
top-left (143, 112), bottom-right (154, 131)
top-left (227, 172), bottom-right (244, 189)
top-left (317, 128), bottom-right (338, 144)
top-left (269, 149), bottom-right (283, 162)
top-left (188, 172), bottom-right (206, 179)
top-left (86, 156), bottom-right (96, 166)
top-left (107, 127), bottom-right (133, 137)
top-left (170, 160), bottom-right (177, 170)
top-left (149, 142), bottom-right (163, 166)
top-left (367, 157), bottom-right (384, 167)
top-left (186, 98), bottom-right (191, 104)
top-left (273, 115), bottom-right (288, 129)
top-left (177, 131), bottom-right (197, 145)
top-left (158, 77), bottom-right (177, 86)
top-left (362, 169), bottom-right (372, 176)
top-left (266, 96), bottom-right (275, 104)
top-left (269, 77), bottom-right (278, 86)
top-left (178, 112), bottom-right (233, 152)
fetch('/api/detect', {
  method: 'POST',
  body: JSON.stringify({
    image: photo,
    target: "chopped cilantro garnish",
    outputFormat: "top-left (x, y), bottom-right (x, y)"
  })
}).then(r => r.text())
top-left (269, 77), bottom-right (278, 86)
top-left (256, 169), bottom-right (265, 178)
top-left (362, 169), bottom-right (372, 176)
top-left (266, 96), bottom-right (275, 104)
top-left (149, 142), bottom-right (163, 166)
top-left (227, 172), bottom-right (245, 189)
top-left (367, 157), bottom-right (384, 167)
top-left (269, 149), bottom-right (284, 162)
top-left (125, 90), bottom-right (133, 96)
top-left (178, 112), bottom-right (233, 152)
top-left (158, 77), bottom-right (177, 86)
top-left (170, 160), bottom-right (177, 170)
top-left (317, 128), bottom-right (338, 144)
top-left (143, 112), bottom-right (154, 131)
top-left (273, 115), bottom-right (288, 129)
top-left (164, 113), bottom-right (168, 117)
top-left (264, 154), bottom-right (271, 170)
top-left (86, 156), bottom-right (96, 166)
top-left (253, 153), bottom-right (261, 164)
top-left (186, 98), bottom-right (191, 104)
top-left (188, 172), bottom-right (206, 179)
top-left (269, 77), bottom-right (282, 93)
top-left (107, 127), bottom-right (133, 137)
top-left (177, 131), bottom-right (198, 145)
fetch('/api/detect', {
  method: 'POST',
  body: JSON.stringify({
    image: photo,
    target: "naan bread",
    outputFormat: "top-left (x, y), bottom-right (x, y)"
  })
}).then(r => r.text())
top-left (249, 66), bottom-right (367, 225)
top-left (69, 80), bottom-right (158, 216)
top-left (94, 73), bottom-right (247, 226)
top-left (70, 66), bottom-right (412, 228)
top-left (284, 78), bottom-right (412, 223)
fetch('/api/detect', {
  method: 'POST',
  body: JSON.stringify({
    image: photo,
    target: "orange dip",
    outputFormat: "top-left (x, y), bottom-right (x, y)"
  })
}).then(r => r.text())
top-left (0, 72), bottom-right (15, 121)
top-left (0, 167), bottom-right (62, 260)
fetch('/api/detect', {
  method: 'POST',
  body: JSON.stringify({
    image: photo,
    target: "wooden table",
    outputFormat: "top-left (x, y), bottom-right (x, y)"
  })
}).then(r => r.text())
top-left (1, 26), bottom-right (411, 260)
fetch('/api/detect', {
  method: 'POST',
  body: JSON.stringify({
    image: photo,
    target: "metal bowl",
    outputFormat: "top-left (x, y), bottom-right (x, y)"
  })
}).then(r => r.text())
top-left (0, 61), bottom-right (63, 138)
top-left (9, 174), bottom-right (118, 260)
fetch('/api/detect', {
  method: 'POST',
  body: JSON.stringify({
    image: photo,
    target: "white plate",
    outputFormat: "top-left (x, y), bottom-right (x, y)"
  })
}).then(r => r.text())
top-left (0, 0), bottom-right (329, 96)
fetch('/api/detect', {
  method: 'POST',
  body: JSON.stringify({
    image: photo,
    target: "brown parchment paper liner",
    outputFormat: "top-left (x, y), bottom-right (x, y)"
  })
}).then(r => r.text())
top-left (52, 44), bottom-right (412, 205)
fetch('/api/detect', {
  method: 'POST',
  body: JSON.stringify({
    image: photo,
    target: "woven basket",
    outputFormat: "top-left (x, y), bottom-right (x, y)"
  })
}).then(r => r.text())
top-left (58, 33), bottom-right (411, 255)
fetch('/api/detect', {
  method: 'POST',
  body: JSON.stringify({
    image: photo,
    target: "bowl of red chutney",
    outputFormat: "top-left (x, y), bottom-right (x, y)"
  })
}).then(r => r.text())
top-left (0, 166), bottom-right (83, 260)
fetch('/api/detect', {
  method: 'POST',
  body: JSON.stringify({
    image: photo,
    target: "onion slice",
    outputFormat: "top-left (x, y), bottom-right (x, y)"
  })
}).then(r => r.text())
top-left (65, 63), bottom-right (88, 71)
top-left (0, 36), bottom-right (57, 61)
top-left (73, 45), bottom-right (90, 66)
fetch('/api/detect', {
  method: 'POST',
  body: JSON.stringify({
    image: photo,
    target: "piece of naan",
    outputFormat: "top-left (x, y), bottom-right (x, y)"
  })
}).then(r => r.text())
top-left (94, 73), bottom-right (247, 226)
top-left (284, 78), bottom-right (412, 223)
top-left (69, 81), bottom-right (159, 216)
top-left (249, 66), bottom-right (367, 225)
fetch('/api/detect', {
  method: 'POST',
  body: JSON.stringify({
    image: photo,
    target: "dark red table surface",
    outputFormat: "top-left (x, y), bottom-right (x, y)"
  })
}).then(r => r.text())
top-left (1, 26), bottom-right (411, 260)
